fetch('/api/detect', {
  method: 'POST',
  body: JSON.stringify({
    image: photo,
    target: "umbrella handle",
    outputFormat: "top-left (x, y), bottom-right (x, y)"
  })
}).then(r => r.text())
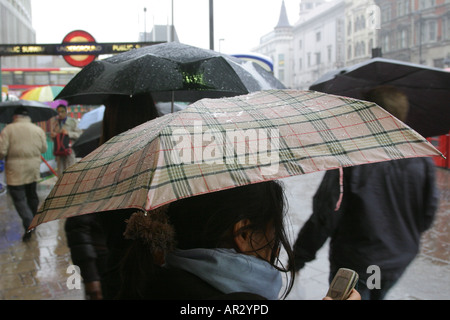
top-left (40, 155), bottom-right (58, 177)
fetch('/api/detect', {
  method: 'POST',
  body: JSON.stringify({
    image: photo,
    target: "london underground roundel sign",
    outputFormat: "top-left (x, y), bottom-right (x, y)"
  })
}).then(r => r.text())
top-left (62, 30), bottom-right (97, 67)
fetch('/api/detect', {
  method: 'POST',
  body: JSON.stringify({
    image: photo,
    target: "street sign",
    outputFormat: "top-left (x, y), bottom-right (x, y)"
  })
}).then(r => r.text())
top-left (0, 42), bottom-right (162, 57)
top-left (61, 30), bottom-right (97, 67)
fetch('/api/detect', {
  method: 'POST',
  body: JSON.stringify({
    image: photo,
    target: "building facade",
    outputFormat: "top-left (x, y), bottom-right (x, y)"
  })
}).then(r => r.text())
top-left (0, 0), bottom-right (35, 68)
top-left (254, 0), bottom-right (450, 89)
top-left (375, 0), bottom-right (450, 67)
top-left (254, 1), bottom-right (294, 88)
top-left (292, 0), bottom-right (346, 89)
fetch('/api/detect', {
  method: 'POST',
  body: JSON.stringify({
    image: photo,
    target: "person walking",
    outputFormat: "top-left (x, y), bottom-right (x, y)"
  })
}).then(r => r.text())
top-left (0, 107), bottom-right (48, 241)
top-left (292, 86), bottom-right (439, 300)
top-left (50, 104), bottom-right (81, 176)
top-left (64, 93), bottom-right (159, 300)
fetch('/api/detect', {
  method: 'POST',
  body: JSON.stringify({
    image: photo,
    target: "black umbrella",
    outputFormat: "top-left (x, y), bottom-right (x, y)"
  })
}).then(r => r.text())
top-left (72, 120), bottom-right (102, 158)
top-left (0, 99), bottom-right (58, 123)
top-left (309, 57), bottom-right (450, 138)
top-left (55, 42), bottom-right (285, 105)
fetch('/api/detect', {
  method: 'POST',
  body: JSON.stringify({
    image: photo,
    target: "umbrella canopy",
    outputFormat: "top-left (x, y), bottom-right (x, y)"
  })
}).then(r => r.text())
top-left (20, 85), bottom-right (65, 102)
top-left (46, 99), bottom-right (68, 109)
top-left (72, 120), bottom-right (102, 158)
top-left (73, 102), bottom-right (189, 158)
top-left (31, 89), bottom-right (440, 229)
top-left (55, 42), bottom-right (286, 105)
top-left (309, 57), bottom-right (450, 138)
top-left (78, 105), bottom-right (105, 129)
top-left (0, 99), bottom-right (57, 123)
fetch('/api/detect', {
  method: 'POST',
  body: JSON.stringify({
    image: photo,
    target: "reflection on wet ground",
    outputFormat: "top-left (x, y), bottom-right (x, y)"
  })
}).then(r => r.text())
top-left (0, 177), bottom-right (82, 300)
top-left (0, 168), bottom-right (448, 300)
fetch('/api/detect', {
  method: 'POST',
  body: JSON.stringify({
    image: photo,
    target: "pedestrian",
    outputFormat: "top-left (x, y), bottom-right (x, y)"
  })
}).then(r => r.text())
top-left (116, 180), bottom-right (360, 300)
top-left (64, 213), bottom-right (108, 300)
top-left (0, 107), bottom-right (48, 241)
top-left (64, 93), bottom-right (159, 300)
top-left (292, 85), bottom-right (439, 300)
top-left (50, 104), bottom-right (82, 176)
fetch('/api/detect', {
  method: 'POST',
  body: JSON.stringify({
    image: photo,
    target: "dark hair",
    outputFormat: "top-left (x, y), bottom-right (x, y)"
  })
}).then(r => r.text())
top-left (56, 104), bottom-right (67, 111)
top-left (13, 106), bottom-right (28, 116)
top-left (100, 93), bottom-right (159, 144)
top-left (118, 180), bottom-right (295, 299)
top-left (363, 85), bottom-right (409, 122)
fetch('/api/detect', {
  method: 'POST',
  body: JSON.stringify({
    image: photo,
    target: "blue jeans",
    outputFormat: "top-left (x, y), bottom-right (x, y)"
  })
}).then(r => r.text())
top-left (8, 182), bottom-right (39, 231)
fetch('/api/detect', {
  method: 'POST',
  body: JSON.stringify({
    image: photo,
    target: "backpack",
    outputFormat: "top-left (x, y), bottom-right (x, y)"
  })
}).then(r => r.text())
top-left (53, 132), bottom-right (72, 156)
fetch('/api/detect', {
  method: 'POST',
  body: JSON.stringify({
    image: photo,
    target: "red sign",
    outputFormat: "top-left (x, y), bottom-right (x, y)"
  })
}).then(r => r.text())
top-left (62, 30), bottom-right (97, 67)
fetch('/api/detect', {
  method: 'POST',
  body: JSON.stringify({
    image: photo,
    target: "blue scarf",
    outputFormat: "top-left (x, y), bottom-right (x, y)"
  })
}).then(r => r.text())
top-left (164, 248), bottom-right (282, 300)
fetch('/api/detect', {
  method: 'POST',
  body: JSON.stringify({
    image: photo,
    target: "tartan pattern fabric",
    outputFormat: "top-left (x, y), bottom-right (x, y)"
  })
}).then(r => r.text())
top-left (31, 90), bottom-right (441, 228)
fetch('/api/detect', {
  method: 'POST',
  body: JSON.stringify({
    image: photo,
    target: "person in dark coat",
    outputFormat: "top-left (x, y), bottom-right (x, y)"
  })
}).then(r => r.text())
top-left (64, 214), bottom-right (108, 299)
top-left (64, 93), bottom-right (160, 300)
top-left (292, 86), bottom-right (439, 300)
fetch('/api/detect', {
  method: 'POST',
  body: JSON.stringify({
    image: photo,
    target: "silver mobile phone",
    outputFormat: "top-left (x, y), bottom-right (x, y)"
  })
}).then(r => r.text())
top-left (326, 268), bottom-right (359, 300)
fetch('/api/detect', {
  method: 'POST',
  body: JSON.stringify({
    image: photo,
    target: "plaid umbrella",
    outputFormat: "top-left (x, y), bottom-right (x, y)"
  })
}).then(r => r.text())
top-left (30, 90), bottom-right (441, 229)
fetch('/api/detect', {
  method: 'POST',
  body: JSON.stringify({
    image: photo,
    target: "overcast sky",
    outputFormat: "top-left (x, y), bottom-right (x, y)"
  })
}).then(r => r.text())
top-left (31, 0), bottom-right (304, 54)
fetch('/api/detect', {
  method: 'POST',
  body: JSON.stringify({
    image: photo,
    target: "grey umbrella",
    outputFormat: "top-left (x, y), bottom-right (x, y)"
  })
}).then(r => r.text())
top-left (0, 99), bottom-right (57, 123)
top-left (310, 57), bottom-right (450, 138)
top-left (55, 42), bottom-right (285, 105)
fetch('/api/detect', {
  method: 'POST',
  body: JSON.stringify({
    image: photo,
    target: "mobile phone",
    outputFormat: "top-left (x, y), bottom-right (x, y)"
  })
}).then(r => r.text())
top-left (326, 268), bottom-right (359, 300)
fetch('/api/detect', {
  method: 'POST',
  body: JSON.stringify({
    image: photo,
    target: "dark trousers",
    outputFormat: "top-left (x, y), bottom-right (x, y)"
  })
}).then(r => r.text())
top-left (8, 182), bottom-right (39, 231)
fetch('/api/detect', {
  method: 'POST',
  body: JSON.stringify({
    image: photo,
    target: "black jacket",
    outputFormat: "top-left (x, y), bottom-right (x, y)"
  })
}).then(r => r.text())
top-left (118, 267), bottom-right (266, 300)
top-left (293, 158), bottom-right (438, 280)
top-left (64, 213), bottom-right (108, 282)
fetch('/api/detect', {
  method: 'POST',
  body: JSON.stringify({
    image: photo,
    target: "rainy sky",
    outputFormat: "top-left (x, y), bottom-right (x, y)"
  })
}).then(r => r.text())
top-left (31, 0), bottom-right (304, 54)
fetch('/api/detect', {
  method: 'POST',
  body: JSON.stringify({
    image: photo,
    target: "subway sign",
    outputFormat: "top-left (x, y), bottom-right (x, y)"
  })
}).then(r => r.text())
top-left (0, 30), bottom-right (164, 67)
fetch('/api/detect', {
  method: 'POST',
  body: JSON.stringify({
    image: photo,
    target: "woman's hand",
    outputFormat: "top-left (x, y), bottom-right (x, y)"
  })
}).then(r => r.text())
top-left (323, 289), bottom-right (361, 300)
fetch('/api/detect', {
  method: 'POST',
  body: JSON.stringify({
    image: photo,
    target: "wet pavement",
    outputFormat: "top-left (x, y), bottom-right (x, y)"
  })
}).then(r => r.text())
top-left (0, 168), bottom-right (448, 300)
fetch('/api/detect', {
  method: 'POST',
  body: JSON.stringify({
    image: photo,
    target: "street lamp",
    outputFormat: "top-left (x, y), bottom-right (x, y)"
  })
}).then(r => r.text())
top-left (171, 0), bottom-right (175, 42)
top-left (144, 7), bottom-right (147, 41)
top-left (219, 38), bottom-right (225, 52)
top-left (209, 0), bottom-right (214, 50)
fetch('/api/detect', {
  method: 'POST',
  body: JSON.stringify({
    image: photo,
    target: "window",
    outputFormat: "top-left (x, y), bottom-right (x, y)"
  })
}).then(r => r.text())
top-left (404, 0), bottom-right (409, 14)
top-left (400, 29), bottom-right (408, 48)
top-left (397, 2), bottom-right (403, 17)
top-left (428, 21), bottom-right (437, 42)
top-left (328, 45), bottom-right (332, 62)
top-left (382, 34), bottom-right (390, 52)
top-left (316, 31), bottom-right (321, 42)
top-left (315, 52), bottom-right (321, 65)
top-left (307, 52), bottom-right (311, 67)
top-left (278, 53), bottom-right (285, 66)
top-left (278, 69), bottom-right (285, 82)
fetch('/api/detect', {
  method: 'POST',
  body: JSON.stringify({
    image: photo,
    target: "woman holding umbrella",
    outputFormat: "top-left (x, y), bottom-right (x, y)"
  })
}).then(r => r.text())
top-left (116, 180), bottom-right (360, 300)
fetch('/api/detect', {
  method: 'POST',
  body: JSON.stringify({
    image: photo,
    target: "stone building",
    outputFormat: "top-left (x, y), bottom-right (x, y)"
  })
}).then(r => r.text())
top-left (0, 0), bottom-right (35, 68)
top-left (375, 0), bottom-right (450, 67)
top-left (253, 0), bottom-right (450, 89)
